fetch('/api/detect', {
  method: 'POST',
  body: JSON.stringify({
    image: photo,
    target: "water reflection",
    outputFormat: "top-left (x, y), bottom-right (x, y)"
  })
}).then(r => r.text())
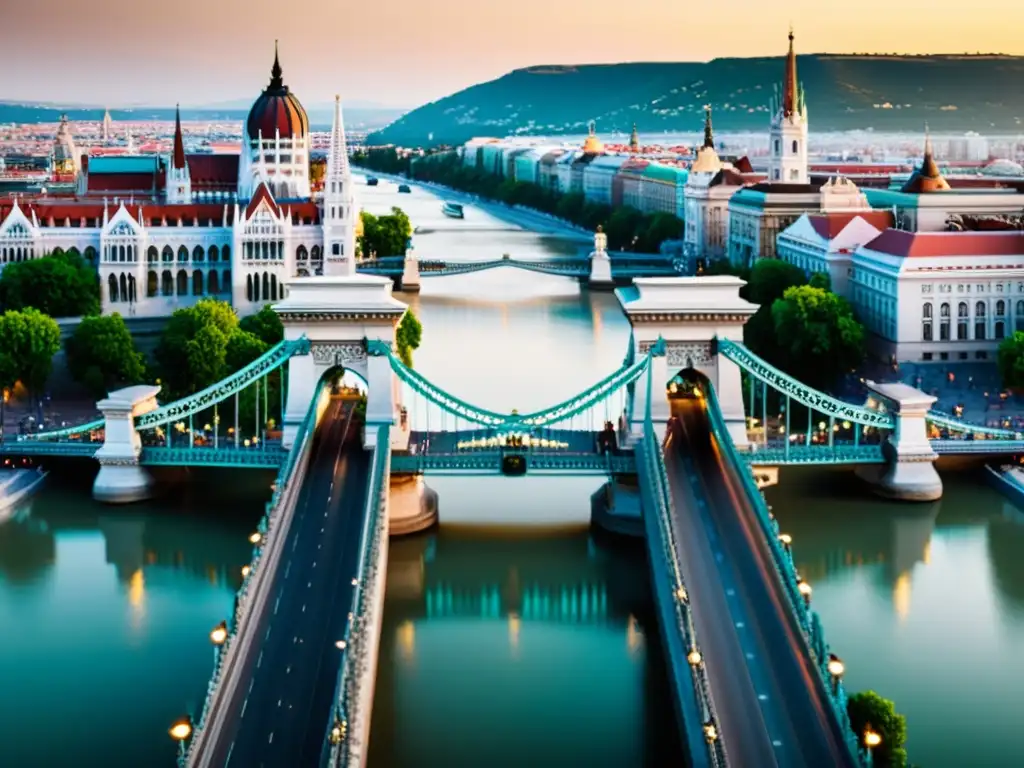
top-left (370, 531), bottom-right (682, 768)
top-left (766, 468), bottom-right (1024, 767)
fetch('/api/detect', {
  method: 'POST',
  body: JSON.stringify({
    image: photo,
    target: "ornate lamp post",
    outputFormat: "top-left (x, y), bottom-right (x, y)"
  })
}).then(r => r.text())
top-left (329, 718), bottom-right (347, 745)
top-left (797, 577), bottom-right (812, 608)
top-left (168, 716), bottom-right (193, 760)
top-left (826, 653), bottom-right (845, 695)
top-left (863, 726), bottom-right (882, 766)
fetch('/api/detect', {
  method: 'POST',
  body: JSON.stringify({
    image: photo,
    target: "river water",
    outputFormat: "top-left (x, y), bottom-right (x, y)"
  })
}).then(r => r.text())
top-left (0, 179), bottom-right (1022, 766)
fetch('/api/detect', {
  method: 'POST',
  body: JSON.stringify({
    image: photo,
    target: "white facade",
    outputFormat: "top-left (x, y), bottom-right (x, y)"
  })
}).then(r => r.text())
top-left (851, 230), bottom-right (1024, 363)
top-left (683, 142), bottom-right (741, 263)
top-left (321, 96), bottom-right (357, 277)
top-left (768, 32), bottom-right (809, 184)
top-left (583, 156), bottom-right (628, 206)
top-left (554, 152), bottom-right (580, 194)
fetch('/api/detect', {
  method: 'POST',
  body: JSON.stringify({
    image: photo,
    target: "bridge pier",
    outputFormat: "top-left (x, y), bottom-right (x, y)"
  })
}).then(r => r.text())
top-left (388, 474), bottom-right (438, 535)
top-left (617, 277), bottom-right (757, 446)
top-left (400, 246), bottom-right (421, 293)
top-left (590, 479), bottom-right (643, 537)
top-left (588, 227), bottom-right (615, 291)
top-left (856, 381), bottom-right (943, 502)
top-left (92, 385), bottom-right (161, 504)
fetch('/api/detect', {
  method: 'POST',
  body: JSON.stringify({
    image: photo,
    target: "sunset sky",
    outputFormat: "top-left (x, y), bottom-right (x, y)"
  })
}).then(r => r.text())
top-left (5, 0), bottom-right (1024, 108)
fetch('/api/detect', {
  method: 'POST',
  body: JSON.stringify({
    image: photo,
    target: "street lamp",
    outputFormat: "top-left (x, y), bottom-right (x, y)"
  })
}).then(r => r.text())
top-left (778, 533), bottom-right (793, 549)
top-left (329, 718), bottom-right (347, 745)
top-left (864, 726), bottom-right (882, 764)
top-left (703, 720), bottom-right (718, 743)
top-left (209, 620), bottom-right (228, 646)
top-left (797, 577), bottom-right (812, 607)
top-left (169, 716), bottom-right (193, 757)
top-left (826, 653), bottom-right (845, 695)
top-left (248, 532), bottom-right (262, 545)
top-left (241, 564), bottom-right (251, 578)
top-left (675, 585), bottom-right (688, 602)
top-left (687, 648), bottom-right (702, 666)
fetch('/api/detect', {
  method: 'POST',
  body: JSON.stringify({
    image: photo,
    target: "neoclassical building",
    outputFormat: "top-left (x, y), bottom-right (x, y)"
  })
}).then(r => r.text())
top-left (0, 45), bottom-right (357, 319)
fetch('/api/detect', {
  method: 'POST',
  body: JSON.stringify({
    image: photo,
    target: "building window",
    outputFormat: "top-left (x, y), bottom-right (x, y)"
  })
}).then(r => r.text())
top-left (940, 302), bottom-right (950, 340)
top-left (940, 352), bottom-right (949, 361)
top-left (792, 140), bottom-right (798, 154)
top-left (774, 140), bottom-right (780, 155)
top-left (922, 302), bottom-right (933, 341)
top-left (996, 320), bottom-right (1006, 339)
top-left (957, 301), bottom-right (968, 340)
top-left (922, 352), bottom-right (933, 361)
top-left (332, 243), bottom-right (341, 256)
top-left (977, 350), bottom-right (989, 360)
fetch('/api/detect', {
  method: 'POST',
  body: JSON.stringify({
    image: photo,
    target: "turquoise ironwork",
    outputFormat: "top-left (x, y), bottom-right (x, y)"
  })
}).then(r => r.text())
top-left (931, 439), bottom-right (1024, 455)
top-left (137, 338), bottom-right (309, 430)
top-left (140, 446), bottom-right (288, 468)
top-left (703, 381), bottom-right (862, 761)
top-left (325, 423), bottom-right (391, 768)
top-left (391, 451), bottom-right (635, 475)
top-left (2, 441), bottom-right (99, 457)
top-left (368, 338), bottom-right (650, 428)
top-left (181, 376), bottom-right (328, 767)
top-left (636, 356), bottom-right (724, 768)
top-left (926, 410), bottom-right (1023, 440)
top-left (18, 418), bottom-right (104, 442)
top-left (718, 339), bottom-right (895, 428)
top-left (740, 444), bottom-right (886, 465)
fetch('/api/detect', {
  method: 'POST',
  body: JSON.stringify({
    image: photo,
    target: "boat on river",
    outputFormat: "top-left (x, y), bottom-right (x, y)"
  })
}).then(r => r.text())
top-left (366, 176), bottom-right (379, 186)
top-left (398, 184), bottom-right (411, 194)
top-left (441, 201), bottom-right (464, 219)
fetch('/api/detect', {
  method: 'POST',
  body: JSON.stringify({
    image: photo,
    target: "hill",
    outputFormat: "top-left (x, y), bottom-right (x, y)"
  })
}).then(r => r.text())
top-left (369, 54), bottom-right (1024, 147)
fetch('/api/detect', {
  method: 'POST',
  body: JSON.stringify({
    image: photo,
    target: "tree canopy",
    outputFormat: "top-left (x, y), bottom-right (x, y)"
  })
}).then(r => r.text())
top-left (65, 313), bottom-right (145, 398)
top-left (771, 285), bottom-right (865, 390)
top-left (396, 309), bottom-right (423, 368)
top-left (0, 250), bottom-right (100, 318)
top-left (358, 207), bottom-right (413, 259)
top-left (0, 308), bottom-right (62, 402)
top-left (155, 298), bottom-right (242, 399)
top-left (239, 304), bottom-right (284, 347)
top-left (846, 691), bottom-right (908, 768)
top-left (998, 332), bottom-right (1024, 389)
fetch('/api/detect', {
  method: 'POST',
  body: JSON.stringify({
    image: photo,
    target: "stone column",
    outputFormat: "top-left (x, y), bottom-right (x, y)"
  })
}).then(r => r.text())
top-left (365, 353), bottom-right (395, 450)
top-left (401, 244), bottom-right (421, 293)
top-left (282, 352), bottom-right (317, 449)
top-left (715, 352), bottom-right (749, 448)
top-left (92, 385), bottom-right (161, 504)
top-left (857, 381), bottom-right (942, 502)
top-left (628, 350), bottom-right (668, 443)
top-left (588, 228), bottom-right (614, 290)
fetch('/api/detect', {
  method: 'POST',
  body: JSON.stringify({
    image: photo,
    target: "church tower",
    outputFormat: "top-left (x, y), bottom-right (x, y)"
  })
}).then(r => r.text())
top-left (322, 95), bottom-right (357, 276)
top-left (166, 105), bottom-right (192, 204)
top-left (629, 123), bottom-right (640, 153)
top-left (768, 28), bottom-right (809, 184)
top-left (102, 108), bottom-right (113, 142)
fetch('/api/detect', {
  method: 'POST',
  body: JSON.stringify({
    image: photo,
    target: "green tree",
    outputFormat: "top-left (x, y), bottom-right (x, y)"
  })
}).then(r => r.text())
top-left (155, 298), bottom-right (239, 398)
top-left (771, 285), bottom-right (865, 390)
top-left (0, 250), bottom-right (100, 317)
top-left (743, 259), bottom-right (808, 305)
top-left (65, 313), bottom-right (145, 398)
top-left (396, 309), bottom-right (423, 368)
top-left (358, 207), bottom-right (413, 259)
top-left (998, 332), bottom-right (1024, 389)
top-left (0, 308), bottom-right (61, 414)
top-left (239, 305), bottom-right (284, 346)
top-left (226, 329), bottom-right (269, 372)
top-left (637, 212), bottom-right (684, 253)
top-left (846, 691), bottom-right (908, 768)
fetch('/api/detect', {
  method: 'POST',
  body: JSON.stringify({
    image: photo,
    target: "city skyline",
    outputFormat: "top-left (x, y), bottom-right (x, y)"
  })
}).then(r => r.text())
top-left (4, 0), bottom-right (1024, 107)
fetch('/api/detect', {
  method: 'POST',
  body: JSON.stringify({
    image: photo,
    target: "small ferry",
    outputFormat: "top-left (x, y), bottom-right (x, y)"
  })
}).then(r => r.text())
top-left (398, 184), bottom-right (411, 194)
top-left (366, 176), bottom-right (379, 186)
top-left (441, 201), bottom-right (464, 219)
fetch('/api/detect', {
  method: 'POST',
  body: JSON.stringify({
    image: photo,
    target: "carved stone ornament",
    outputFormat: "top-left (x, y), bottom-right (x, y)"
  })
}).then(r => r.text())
top-left (311, 342), bottom-right (368, 367)
top-left (667, 342), bottom-right (714, 368)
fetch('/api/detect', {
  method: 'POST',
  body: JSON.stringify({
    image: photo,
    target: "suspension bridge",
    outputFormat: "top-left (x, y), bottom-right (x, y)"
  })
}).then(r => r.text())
top-left (13, 274), bottom-right (1019, 768)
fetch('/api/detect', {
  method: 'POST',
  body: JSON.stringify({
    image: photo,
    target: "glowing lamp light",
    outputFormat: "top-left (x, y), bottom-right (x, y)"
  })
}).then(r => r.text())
top-left (827, 653), bottom-right (845, 679)
top-left (864, 728), bottom-right (882, 748)
top-left (818, 421), bottom-right (827, 431)
top-left (798, 579), bottom-right (813, 605)
top-left (703, 722), bottom-right (718, 743)
top-left (248, 532), bottom-right (262, 545)
top-left (168, 718), bottom-right (192, 741)
top-left (209, 620), bottom-right (228, 646)
top-left (687, 648), bottom-right (702, 666)
top-left (329, 719), bottom-right (347, 745)
top-left (778, 533), bottom-right (793, 546)
top-left (335, 640), bottom-right (346, 650)
top-left (241, 565), bottom-right (251, 578)
top-left (675, 586), bottom-right (688, 602)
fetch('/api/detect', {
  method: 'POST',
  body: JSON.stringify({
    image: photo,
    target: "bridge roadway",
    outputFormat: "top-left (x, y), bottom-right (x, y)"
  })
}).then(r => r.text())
top-left (665, 399), bottom-right (856, 768)
top-left (204, 398), bottom-right (371, 768)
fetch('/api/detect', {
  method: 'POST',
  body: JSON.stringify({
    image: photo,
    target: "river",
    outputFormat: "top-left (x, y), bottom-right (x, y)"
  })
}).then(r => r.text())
top-left (0, 178), bottom-right (1022, 766)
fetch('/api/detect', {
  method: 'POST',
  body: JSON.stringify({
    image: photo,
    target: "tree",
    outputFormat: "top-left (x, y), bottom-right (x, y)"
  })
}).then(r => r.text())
top-left (0, 250), bottom-right (100, 318)
top-left (998, 332), bottom-right (1024, 389)
top-left (0, 308), bottom-right (61, 415)
top-left (396, 309), bottom-right (423, 368)
top-left (239, 305), bottom-right (284, 346)
top-left (846, 691), bottom-right (908, 768)
top-left (743, 259), bottom-right (808, 305)
top-left (155, 298), bottom-right (240, 398)
top-left (65, 313), bottom-right (145, 398)
top-left (637, 212), bottom-right (684, 253)
top-left (771, 285), bottom-right (865, 390)
top-left (358, 207), bottom-right (413, 259)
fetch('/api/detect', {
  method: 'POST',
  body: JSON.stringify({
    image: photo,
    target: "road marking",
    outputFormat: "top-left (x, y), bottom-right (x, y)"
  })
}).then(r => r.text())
top-left (285, 561), bottom-right (292, 578)
top-left (240, 698), bottom-right (248, 717)
top-left (758, 694), bottom-right (768, 701)
top-left (291, 536), bottom-right (298, 553)
top-left (312, 561), bottom-right (317, 568)
top-left (302, 604), bottom-right (306, 613)
top-left (265, 626), bottom-right (272, 640)
top-left (746, 652), bottom-right (755, 659)
top-left (277, 698), bottom-right (282, 708)
top-left (726, 588), bottom-right (735, 596)
top-left (772, 740), bottom-right (782, 747)
top-left (735, 622), bottom-right (745, 628)
top-left (248, 679), bottom-right (254, 693)
top-left (268, 732), bottom-right (274, 744)
top-left (308, 581), bottom-right (312, 588)
top-left (257, 650), bottom-right (263, 668)
top-left (286, 665), bottom-right (292, 674)
top-left (274, 596), bottom-right (281, 614)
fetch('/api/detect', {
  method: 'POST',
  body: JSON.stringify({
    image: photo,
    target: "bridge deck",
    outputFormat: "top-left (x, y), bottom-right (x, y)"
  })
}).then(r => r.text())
top-left (204, 400), bottom-right (371, 767)
top-left (663, 401), bottom-right (856, 767)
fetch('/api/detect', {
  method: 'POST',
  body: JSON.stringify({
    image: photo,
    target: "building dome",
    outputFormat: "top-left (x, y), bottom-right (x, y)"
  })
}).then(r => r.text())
top-left (582, 121), bottom-right (604, 155)
top-left (983, 159), bottom-right (1024, 177)
top-left (246, 44), bottom-right (309, 141)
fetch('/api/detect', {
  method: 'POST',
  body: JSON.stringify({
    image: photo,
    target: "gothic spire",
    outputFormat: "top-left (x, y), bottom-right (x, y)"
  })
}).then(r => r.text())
top-left (269, 40), bottom-right (284, 90)
top-left (630, 123), bottom-right (639, 153)
top-left (172, 103), bottom-right (186, 169)
top-left (703, 104), bottom-right (714, 149)
top-left (782, 27), bottom-right (799, 118)
top-left (326, 94), bottom-right (351, 181)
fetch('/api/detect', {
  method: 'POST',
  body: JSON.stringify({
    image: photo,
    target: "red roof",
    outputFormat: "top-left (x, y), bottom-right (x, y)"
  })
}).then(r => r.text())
top-left (245, 183), bottom-right (280, 218)
top-left (865, 229), bottom-right (1024, 258)
top-left (0, 199), bottom-right (236, 228)
top-left (186, 154), bottom-right (239, 191)
top-left (810, 163), bottom-right (911, 174)
top-left (86, 173), bottom-right (160, 195)
top-left (732, 156), bottom-right (754, 174)
top-left (808, 210), bottom-right (894, 240)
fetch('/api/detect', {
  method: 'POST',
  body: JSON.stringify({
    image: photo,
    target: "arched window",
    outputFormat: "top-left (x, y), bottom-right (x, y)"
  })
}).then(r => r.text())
top-left (162, 245), bottom-right (174, 263)
top-left (939, 302), bottom-right (950, 340)
top-left (86, 247), bottom-right (98, 264)
top-left (246, 273), bottom-right (254, 302)
top-left (178, 246), bottom-right (188, 263)
top-left (119, 245), bottom-right (127, 262)
top-left (52, 247), bottom-right (64, 257)
top-left (161, 270), bottom-right (173, 296)
top-left (271, 273), bottom-right (278, 300)
top-left (262, 272), bottom-right (270, 300)
top-left (222, 268), bottom-right (231, 290)
top-left (922, 303), bottom-right (932, 319)
top-left (193, 245), bottom-right (205, 262)
top-left (209, 245), bottom-right (219, 263)
top-left (147, 270), bottom-right (158, 297)
top-left (129, 274), bottom-right (137, 302)
top-left (193, 269), bottom-right (204, 295)
top-left (208, 270), bottom-right (220, 295)
top-left (176, 269), bottom-right (188, 295)
top-left (108, 274), bottom-right (119, 303)
top-left (67, 247), bottom-right (81, 260)
top-left (997, 300), bottom-right (1007, 316)
top-left (957, 301), bottom-right (969, 340)
top-left (297, 244), bottom-right (308, 265)
top-left (147, 246), bottom-right (158, 264)
top-left (996, 321), bottom-right (1006, 340)
top-left (922, 302), bottom-right (933, 342)
top-left (221, 244), bottom-right (231, 262)
top-left (976, 301), bottom-right (986, 317)
top-left (792, 140), bottom-right (798, 154)
top-left (119, 273), bottom-right (128, 302)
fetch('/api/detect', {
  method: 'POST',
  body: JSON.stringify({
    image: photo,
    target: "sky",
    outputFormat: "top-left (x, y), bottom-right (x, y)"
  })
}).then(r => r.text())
top-left (5, 0), bottom-right (1024, 109)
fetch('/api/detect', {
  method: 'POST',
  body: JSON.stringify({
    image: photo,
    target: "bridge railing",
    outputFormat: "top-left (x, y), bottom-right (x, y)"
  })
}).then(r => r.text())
top-left (181, 377), bottom-right (328, 768)
top-left (636, 363), bottom-right (725, 768)
top-left (703, 384), bottom-right (863, 762)
top-left (323, 424), bottom-right (391, 768)
top-left (926, 410), bottom-right (1023, 441)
